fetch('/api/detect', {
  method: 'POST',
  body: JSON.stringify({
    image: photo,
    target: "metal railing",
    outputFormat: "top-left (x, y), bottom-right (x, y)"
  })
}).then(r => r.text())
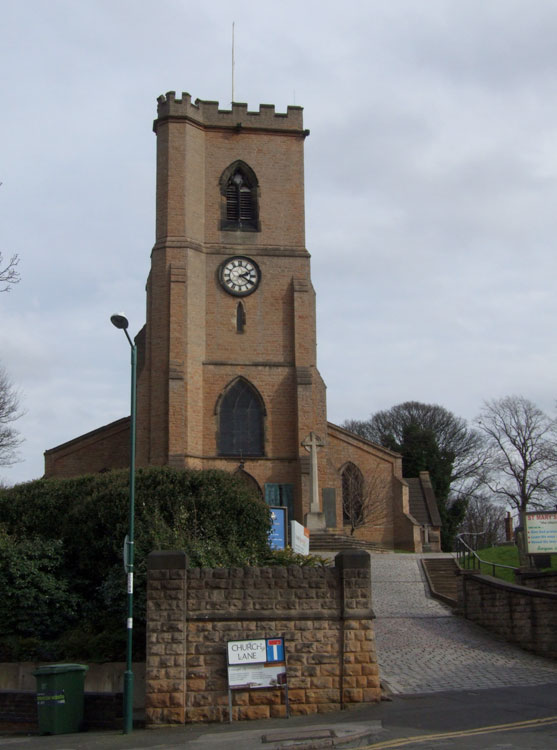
top-left (455, 534), bottom-right (518, 580)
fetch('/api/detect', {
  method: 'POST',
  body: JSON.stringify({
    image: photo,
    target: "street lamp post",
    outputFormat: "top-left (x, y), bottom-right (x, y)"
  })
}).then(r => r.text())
top-left (110, 313), bottom-right (137, 735)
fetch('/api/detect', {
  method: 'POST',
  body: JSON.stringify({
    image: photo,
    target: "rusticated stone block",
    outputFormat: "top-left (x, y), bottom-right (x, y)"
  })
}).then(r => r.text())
top-left (343, 688), bottom-right (362, 702)
top-left (145, 692), bottom-right (170, 708)
top-left (237, 705), bottom-right (270, 720)
top-left (290, 704), bottom-right (318, 716)
top-left (249, 690), bottom-right (282, 706)
top-left (231, 692), bottom-right (250, 706)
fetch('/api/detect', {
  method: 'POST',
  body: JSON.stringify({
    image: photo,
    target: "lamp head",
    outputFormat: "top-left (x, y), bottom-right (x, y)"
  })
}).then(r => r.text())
top-left (111, 313), bottom-right (129, 330)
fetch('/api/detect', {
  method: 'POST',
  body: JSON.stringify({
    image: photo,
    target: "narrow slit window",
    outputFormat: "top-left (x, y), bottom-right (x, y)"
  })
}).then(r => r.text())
top-left (236, 301), bottom-right (246, 333)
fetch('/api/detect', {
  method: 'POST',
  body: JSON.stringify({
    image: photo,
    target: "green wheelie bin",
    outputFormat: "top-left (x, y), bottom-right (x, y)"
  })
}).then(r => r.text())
top-left (33, 663), bottom-right (89, 734)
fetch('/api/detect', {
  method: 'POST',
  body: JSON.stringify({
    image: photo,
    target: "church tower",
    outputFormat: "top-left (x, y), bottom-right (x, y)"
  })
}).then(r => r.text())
top-left (136, 93), bottom-right (328, 524)
top-left (45, 91), bottom-right (423, 554)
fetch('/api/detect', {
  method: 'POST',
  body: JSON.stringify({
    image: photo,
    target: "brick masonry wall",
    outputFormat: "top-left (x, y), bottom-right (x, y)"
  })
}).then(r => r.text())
top-left (145, 550), bottom-right (380, 725)
top-left (458, 570), bottom-right (557, 658)
top-left (44, 417), bottom-right (130, 478)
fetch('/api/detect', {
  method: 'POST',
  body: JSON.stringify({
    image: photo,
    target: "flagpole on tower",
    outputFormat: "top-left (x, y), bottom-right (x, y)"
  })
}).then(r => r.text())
top-left (231, 22), bottom-right (235, 105)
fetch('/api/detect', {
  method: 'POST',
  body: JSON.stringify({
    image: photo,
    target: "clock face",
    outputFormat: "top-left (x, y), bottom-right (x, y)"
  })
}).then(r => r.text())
top-left (219, 256), bottom-right (261, 296)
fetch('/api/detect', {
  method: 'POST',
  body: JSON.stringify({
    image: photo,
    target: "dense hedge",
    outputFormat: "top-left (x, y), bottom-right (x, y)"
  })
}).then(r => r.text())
top-left (0, 466), bottom-right (272, 661)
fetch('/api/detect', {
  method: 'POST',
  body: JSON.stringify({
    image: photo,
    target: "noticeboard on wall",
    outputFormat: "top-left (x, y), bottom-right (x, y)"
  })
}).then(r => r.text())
top-left (227, 637), bottom-right (287, 690)
top-left (268, 506), bottom-right (287, 550)
top-left (526, 512), bottom-right (557, 554)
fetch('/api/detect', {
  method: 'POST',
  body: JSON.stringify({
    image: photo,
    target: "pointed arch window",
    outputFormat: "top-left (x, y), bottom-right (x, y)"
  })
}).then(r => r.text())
top-left (220, 161), bottom-right (260, 232)
top-left (235, 467), bottom-right (263, 499)
top-left (341, 462), bottom-right (364, 524)
top-left (218, 379), bottom-right (265, 456)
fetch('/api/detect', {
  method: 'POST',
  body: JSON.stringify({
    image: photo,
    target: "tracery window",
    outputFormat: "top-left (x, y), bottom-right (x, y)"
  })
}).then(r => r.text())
top-left (217, 379), bottom-right (264, 456)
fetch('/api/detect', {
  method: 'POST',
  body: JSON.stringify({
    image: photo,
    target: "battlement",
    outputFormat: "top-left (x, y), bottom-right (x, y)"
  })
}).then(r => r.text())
top-left (155, 91), bottom-right (305, 132)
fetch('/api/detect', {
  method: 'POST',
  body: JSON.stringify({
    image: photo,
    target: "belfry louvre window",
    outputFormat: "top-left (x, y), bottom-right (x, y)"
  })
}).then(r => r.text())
top-left (218, 379), bottom-right (264, 456)
top-left (220, 162), bottom-right (260, 231)
top-left (227, 171), bottom-right (254, 221)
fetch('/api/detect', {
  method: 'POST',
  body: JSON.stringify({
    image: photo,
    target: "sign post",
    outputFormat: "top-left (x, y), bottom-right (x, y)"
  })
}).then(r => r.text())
top-left (227, 637), bottom-right (289, 721)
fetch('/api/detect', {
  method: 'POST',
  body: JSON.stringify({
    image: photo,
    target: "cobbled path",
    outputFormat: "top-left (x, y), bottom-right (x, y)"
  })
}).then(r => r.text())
top-left (370, 553), bottom-right (557, 694)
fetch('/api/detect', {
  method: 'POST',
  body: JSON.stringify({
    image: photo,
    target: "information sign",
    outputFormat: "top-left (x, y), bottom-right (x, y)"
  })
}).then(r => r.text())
top-left (526, 512), bottom-right (557, 554)
top-left (291, 521), bottom-right (310, 555)
top-left (227, 664), bottom-right (286, 690)
top-left (227, 637), bottom-right (287, 690)
top-left (269, 507), bottom-right (287, 550)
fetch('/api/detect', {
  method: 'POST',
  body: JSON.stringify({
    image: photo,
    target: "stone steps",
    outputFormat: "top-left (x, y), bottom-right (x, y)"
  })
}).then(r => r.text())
top-left (309, 531), bottom-right (392, 554)
top-left (422, 557), bottom-right (459, 606)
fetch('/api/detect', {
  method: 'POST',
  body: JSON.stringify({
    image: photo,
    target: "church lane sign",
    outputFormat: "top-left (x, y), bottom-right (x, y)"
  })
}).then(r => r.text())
top-left (227, 637), bottom-right (287, 691)
top-left (227, 639), bottom-right (267, 665)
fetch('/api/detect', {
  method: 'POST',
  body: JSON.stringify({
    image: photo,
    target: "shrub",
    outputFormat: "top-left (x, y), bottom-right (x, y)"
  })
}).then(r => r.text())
top-left (0, 466), bottom-right (272, 660)
top-left (0, 528), bottom-right (80, 640)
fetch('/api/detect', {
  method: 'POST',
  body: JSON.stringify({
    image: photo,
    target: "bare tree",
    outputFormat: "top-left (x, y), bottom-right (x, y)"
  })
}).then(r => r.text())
top-left (0, 253), bottom-right (20, 293)
top-left (459, 493), bottom-right (507, 549)
top-left (341, 463), bottom-right (390, 536)
top-left (0, 366), bottom-right (22, 466)
top-left (476, 396), bottom-right (557, 564)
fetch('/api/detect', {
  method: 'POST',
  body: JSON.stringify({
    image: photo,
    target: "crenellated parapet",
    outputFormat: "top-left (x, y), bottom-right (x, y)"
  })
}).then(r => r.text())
top-left (155, 91), bottom-right (306, 133)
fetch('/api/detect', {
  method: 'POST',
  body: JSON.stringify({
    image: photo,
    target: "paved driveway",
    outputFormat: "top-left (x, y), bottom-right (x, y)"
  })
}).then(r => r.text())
top-left (370, 553), bottom-right (557, 694)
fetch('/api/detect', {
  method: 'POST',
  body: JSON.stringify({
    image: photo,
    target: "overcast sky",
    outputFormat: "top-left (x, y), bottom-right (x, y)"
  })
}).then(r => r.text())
top-left (2, 0), bottom-right (557, 485)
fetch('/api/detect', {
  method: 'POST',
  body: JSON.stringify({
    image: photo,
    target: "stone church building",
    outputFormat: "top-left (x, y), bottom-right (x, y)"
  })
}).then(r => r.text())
top-left (44, 92), bottom-right (440, 552)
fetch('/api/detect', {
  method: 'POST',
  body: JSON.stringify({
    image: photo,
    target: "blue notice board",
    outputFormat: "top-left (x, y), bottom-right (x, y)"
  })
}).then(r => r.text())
top-left (269, 506), bottom-right (287, 550)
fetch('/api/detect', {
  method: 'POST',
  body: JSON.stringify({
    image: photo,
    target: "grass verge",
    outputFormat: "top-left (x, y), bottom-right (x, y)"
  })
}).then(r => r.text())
top-left (462, 545), bottom-right (557, 582)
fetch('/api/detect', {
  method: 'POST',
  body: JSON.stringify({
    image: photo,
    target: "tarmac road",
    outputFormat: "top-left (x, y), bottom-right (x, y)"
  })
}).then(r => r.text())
top-left (3, 683), bottom-right (557, 749)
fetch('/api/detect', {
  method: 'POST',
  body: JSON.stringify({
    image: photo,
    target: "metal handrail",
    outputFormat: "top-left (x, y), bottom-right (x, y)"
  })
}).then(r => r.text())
top-left (455, 534), bottom-right (517, 579)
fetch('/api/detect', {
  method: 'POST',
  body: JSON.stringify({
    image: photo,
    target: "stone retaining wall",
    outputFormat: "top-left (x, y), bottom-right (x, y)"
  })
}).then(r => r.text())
top-left (516, 570), bottom-right (557, 593)
top-left (458, 570), bottom-right (557, 658)
top-left (146, 550), bottom-right (380, 725)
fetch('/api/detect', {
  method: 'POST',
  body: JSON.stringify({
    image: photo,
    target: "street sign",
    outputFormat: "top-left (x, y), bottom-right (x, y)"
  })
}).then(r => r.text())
top-left (266, 638), bottom-right (285, 662)
top-left (227, 639), bottom-right (266, 665)
top-left (227, 637), bottom-right (287, 689)
top-left (227, 636), bottom-right (289, 721)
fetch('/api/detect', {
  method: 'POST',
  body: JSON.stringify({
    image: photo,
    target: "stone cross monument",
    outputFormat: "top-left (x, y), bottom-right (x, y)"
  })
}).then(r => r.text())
top-left (302, 431), bottom-right (326, 531)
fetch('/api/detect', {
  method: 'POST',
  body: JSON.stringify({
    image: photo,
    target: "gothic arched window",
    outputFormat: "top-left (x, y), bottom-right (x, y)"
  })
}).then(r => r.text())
top-left (342, 462), bottom-right (364, 524)
top-left (220, 161), bottom-right (260, 232)
top-left (217, 379), bottom-right (265, 456)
